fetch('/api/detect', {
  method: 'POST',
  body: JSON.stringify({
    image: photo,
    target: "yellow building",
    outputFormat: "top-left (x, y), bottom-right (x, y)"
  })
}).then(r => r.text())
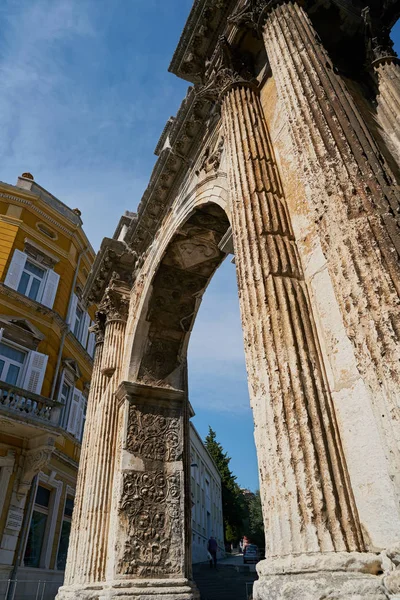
top-left (0, 173), bottom-right (96, 599)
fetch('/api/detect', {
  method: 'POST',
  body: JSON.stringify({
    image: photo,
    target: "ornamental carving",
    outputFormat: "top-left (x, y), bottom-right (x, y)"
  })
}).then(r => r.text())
top-left (198, 36), bottom-right (257, 102)
top-left (196, 136), bottom-right (224, 176)
top-left (126, 403), bottom-right (182, 462)
top-left (98, 283), bottom-right (130, 324)
top-left (89, 310), bottom-right (106, 345)
top-left (362, 8), bottom-right (398, 65)
top-left (118, 470), bottom-right (182, 577)
top-left (18, 445), bottom-right (54, 495)
top-left (228, 0), bottom-right (268, 31)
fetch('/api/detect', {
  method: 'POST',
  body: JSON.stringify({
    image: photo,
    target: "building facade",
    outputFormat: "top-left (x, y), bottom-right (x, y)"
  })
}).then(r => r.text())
top-left (189, 424), bottom-right (224, 564)
top-left (0, 174), bottom-right (96, 599)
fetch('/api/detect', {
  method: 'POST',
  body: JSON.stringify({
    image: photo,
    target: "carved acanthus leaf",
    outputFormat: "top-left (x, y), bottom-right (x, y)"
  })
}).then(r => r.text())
top-left (99, 285), bottom-right (130, 323)
top-left (197, 36), bottom-right (257, 103)
top-left (362, 7), bottom-right (398, 66)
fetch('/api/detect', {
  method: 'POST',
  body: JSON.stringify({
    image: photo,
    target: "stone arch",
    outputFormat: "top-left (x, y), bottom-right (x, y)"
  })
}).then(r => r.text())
top-left (124, 185), bottom-right (232, 390)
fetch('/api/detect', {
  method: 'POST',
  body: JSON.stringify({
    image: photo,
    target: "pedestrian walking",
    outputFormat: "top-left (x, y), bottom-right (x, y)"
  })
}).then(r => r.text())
top-left (207, 535), bottom-right (218, 569)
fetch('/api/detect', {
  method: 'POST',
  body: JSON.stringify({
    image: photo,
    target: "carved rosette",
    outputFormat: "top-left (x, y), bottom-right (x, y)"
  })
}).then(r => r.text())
top-left (118, 400), bottom-right (184, 578)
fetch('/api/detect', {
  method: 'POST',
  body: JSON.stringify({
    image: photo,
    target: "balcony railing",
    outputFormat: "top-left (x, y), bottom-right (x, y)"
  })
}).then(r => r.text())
top-left (0, 380), bottom-right (62, 426)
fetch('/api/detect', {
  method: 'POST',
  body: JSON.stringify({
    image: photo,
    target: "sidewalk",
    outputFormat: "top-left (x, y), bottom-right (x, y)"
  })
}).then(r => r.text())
top-left (219, 553), bottom-right (258, 572)
top-left (193, 558), bottom-right (258, 599)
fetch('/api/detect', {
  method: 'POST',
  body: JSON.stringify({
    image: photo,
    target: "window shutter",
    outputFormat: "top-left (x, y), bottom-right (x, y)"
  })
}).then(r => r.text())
top-left (80, 312), bottom-right (90, 347)
top-left (76, 394), bottom-right (86, 441)
top-left (87, 322), bottom-right (95, 358)
top-left (4, 249), bottom-right (27, 291)
top-left (57, 370), bottom-right (65, 399)
top-left (41, 269), bottom-right (60, 309)
top-left (22, 351), bottom-right (48, 394)
top-left (67, 388), bottom-right (81, 435)
top-left (67, 293), bottom-right (79, 327)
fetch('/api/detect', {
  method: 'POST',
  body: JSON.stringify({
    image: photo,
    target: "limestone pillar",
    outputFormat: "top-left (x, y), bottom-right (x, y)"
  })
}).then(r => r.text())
top-left (260, 0), bottom-right (400, 543)
top-left (105, 381), bottom-right (197, 599)
top-left (202, 37), bottom-right (388, 598)
top-left (58, 281), bottom-right (129, 597)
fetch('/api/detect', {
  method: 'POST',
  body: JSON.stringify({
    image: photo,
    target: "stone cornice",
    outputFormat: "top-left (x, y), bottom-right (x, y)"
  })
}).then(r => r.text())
top-left (116, 380), bottom-right (185, 406)
top-left (169, 0), bottom-right (239, 84)
top-left (123, 87), bottom-right (213, 255)
top-left (83, 238), bottom-right (137, 304)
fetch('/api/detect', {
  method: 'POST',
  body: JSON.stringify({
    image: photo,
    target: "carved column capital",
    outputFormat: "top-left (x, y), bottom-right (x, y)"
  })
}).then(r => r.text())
top-left (362, 8), bottom-right (399, 68)
top-left (98, 277), bottom-right (130, 324)
top-left (197, 36), bottom-right (258, 103)
top-left (228, 0), bottom-right (288, 34)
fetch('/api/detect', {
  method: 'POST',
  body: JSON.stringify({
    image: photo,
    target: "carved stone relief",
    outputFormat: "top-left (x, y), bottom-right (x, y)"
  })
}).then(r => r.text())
top-left (118, 401), bottom-right (184, 578)
top-left (125, 403), bottom-right (182, 462)
top-left (118, 470), bottom-right (182, 577)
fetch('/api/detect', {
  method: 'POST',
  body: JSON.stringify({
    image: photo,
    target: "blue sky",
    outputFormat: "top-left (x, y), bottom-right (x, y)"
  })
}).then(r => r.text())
top-left (0, 1), bottom-right (399, 492)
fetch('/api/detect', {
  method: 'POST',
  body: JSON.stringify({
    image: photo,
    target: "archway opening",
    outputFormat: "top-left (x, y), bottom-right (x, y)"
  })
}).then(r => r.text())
top-left (134, 200), bottom-right (260, 561)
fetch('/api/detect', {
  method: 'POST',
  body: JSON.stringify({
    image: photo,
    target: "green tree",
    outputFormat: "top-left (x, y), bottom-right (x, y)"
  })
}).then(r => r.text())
top-left (204, 427), bottom-right (245, 544)
top-left (247, 490), bottom-right (265, 548)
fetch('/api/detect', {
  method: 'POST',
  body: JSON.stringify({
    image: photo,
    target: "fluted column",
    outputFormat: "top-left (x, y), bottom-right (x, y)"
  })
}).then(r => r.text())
top-left (261, 0), bottom-right (400, 529)
top-left (64, 311), bottom-right (107, 582)
top-left (60, 281), bottom-right (129, 592)
top-left (223, 82), bottom-right (362, 557)
top-left (373, 58), bottom-right (400, 164)
top-left (202, 36), bottom-right (389, 598)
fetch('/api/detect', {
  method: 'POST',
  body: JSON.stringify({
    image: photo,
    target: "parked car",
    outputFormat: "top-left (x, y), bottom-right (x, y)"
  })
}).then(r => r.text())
top-left (243, 544), bottom-right (259, 564)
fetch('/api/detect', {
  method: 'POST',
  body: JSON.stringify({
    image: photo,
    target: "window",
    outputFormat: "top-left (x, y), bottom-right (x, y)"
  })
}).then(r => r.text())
top-left (73, 305), bottom-right (84, 338)
top-left (65, 387), bottom-right (87, 441)
top-left (56, 496), bottom-right (74, 570)
top-left (24, 485), bottom-right (51, 568)
top-left (68, 293), bottom-right (95, 357)
top-left (60, 381), bottom-right (72, 406)
top-left (0, 342), bottom-right (26, 386)
top-left (17, 260), bottom-right (46, 301)
top-left (5, 249), bottom-right (60, 309)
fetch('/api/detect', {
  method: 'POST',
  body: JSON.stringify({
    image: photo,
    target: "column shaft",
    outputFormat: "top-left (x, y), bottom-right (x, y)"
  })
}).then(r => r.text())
top-left (77, 318), bottom-right (126, 583)
top-left (64, 338), bottom-right (107, 583)
top-left (262, 0), bottom-right (400, 499)
top-left (222, 83), bottom-right (363, 557)
top-left (373, 59), bottom-right (400, 165)
top-left (64, 284), bottom-right (129, 587)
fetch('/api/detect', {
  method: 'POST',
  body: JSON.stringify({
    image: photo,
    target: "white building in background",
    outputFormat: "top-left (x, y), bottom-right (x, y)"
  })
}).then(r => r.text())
top-left (189, 423), bottom-right (224, 563)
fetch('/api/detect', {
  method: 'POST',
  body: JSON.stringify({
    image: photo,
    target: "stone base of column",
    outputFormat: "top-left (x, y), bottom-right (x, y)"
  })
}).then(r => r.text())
top-left (56, 578), bottom-right (200, 600)
top-left (254, 553), bottom-right (387, 600)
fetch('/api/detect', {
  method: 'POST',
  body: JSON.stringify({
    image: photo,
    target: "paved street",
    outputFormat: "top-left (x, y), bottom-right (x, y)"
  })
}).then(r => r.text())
top-left (193, 556), bottom-right (258, 600)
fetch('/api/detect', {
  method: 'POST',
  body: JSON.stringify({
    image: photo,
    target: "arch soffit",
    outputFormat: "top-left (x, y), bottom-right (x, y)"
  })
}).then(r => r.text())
top-left (123, 178), bottom-right (232, 389)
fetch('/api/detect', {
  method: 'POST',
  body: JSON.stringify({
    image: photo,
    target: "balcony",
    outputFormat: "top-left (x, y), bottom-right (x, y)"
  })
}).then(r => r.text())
top-left (0, 380), bottom-right (62, 435)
